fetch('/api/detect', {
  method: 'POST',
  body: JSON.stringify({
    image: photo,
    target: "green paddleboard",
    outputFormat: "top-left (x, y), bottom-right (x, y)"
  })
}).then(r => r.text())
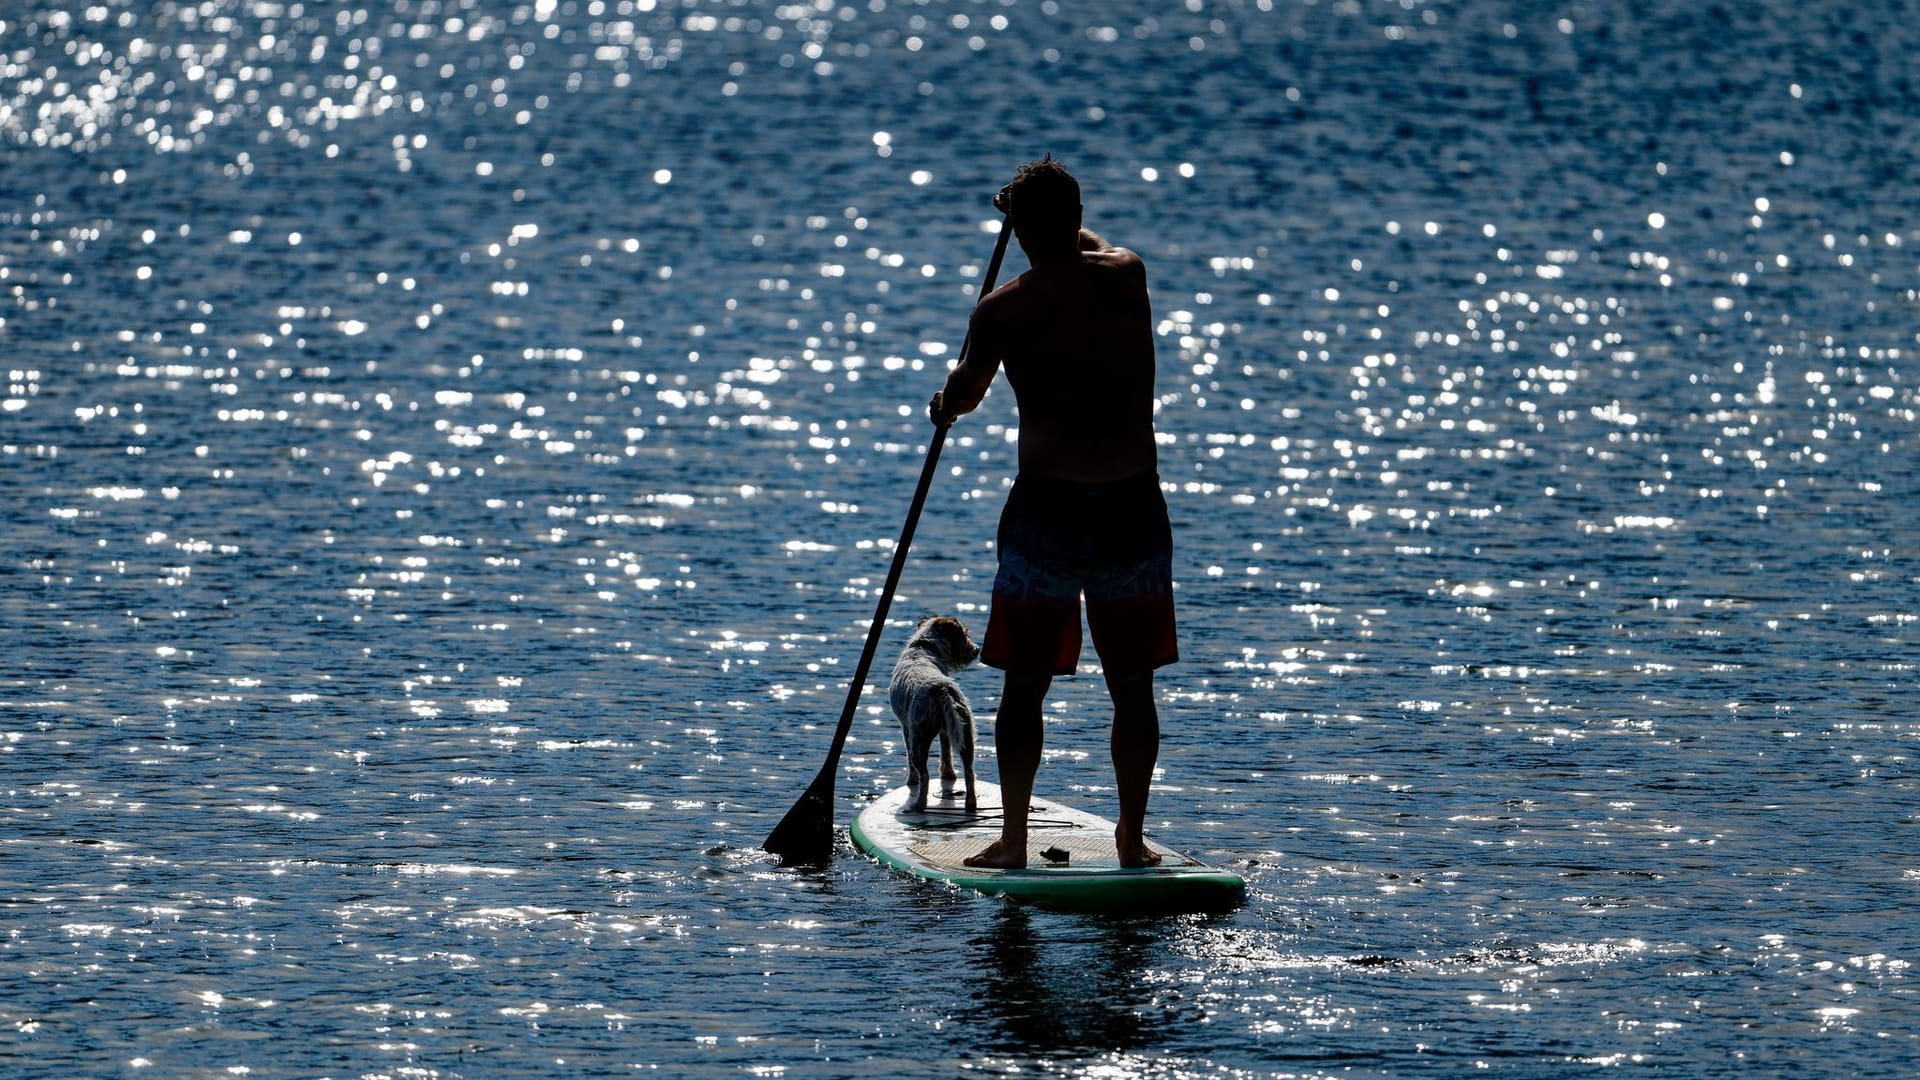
top-left (850, 781), bottom-right (1245, 914)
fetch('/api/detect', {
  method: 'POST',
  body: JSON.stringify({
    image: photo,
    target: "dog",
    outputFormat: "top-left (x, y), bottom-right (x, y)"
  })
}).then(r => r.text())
top-left (888, 615), bottom-right (981, 813)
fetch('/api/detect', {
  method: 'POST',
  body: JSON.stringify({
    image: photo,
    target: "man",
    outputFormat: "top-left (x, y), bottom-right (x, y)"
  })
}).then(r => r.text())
top-left (928, 158), bottom-right (1177, 868)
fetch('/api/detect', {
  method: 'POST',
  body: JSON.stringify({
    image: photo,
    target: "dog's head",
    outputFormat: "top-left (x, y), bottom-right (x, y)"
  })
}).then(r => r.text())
top-left (913, 615), bottom-right (980, 669)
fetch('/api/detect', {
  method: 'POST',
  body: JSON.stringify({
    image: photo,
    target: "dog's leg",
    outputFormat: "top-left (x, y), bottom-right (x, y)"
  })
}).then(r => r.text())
top-left (952, 698), bottom-right (979, 814)
top-left (899, 710), bottom-right (921, 812)
top-left (907, 755), bottom-right (928, 812)
top-left (938, 727), bottom-right (957, 795)
top-left (906, 709), bottom-right (935, 812)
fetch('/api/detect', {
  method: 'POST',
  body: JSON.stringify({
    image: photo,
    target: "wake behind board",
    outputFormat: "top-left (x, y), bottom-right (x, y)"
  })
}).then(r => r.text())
top-left (851, 781), bottom-right (1244, 914)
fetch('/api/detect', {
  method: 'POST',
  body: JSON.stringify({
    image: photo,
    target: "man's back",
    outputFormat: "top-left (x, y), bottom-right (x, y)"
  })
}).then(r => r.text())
top-left (971, 246), bottom-right (1158, 483)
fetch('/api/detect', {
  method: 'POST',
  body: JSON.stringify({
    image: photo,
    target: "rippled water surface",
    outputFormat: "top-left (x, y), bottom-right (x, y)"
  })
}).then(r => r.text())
top-left (5, 1), bottom-right (1919, 1076)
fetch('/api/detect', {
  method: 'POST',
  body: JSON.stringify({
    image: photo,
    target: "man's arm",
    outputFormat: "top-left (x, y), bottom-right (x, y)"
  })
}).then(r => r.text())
top-left (928, 307), bottom-right (1002, 426)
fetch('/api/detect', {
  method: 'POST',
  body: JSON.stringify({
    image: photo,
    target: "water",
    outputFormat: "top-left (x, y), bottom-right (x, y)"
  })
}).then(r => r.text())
top-left (4, 1), bottom-right (1918, 1075)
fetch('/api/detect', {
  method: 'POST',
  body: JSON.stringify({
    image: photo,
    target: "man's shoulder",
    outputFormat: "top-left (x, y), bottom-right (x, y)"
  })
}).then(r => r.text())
top-left (974, 271), bottom-right (1037, 318)
top-left (1083, 247), bottom-right (1148, 283)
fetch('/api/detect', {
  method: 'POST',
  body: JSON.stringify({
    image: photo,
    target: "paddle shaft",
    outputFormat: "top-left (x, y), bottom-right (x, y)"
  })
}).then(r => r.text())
top-left (764, 214), bottom-right (1014, 863)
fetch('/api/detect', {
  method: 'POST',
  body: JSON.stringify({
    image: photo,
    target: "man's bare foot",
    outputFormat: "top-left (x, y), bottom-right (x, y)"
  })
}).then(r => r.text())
top-left (963, 838), bottom-right (1028, 869)
top-left (1116, 826), bottom-right (1163, 868)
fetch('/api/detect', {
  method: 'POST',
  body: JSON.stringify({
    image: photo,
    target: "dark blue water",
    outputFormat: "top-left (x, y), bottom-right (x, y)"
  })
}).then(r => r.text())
top-left (4, 2), bottom-right (1918, 1076)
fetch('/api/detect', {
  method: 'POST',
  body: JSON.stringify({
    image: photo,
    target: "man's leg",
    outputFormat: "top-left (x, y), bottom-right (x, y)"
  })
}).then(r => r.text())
top-left (1108, 670), bottom-right (1162, 867)
top-left (965, 669), bottom-right (1051, 869)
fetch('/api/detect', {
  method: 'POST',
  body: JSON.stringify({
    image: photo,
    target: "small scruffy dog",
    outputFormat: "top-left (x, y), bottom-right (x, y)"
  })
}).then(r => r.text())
top-left (888, 615), bottom-right (981, 812)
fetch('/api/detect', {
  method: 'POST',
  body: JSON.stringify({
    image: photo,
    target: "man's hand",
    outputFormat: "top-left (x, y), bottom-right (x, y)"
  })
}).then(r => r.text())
top-left (994, 184), bottom-right (1012, 213)
top-left (928, 390), bottom-right (955, 428)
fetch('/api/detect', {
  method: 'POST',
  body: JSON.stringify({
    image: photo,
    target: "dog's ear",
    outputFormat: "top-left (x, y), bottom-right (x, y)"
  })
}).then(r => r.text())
top-left (917, 615), bottom-right (933, 628)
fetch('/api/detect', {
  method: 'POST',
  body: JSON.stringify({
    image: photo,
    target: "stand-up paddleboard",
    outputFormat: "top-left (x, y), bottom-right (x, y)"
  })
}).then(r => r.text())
top-left (851, 781), bottom-right (1244, 914)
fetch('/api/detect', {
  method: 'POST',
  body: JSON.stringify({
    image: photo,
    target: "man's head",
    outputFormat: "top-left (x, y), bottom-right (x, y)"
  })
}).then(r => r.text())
top-left (1006, 157), bottom-right (1081, 261)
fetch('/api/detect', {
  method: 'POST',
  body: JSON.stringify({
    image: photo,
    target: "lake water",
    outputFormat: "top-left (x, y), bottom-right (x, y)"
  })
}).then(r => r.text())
top-left (4, 1), bottom-right (1918, 1076)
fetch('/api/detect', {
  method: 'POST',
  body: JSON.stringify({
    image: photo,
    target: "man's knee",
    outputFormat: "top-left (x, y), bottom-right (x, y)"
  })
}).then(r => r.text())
top-left (1002, 669), bottom-right (1052, 703)
top-left (1106, 671), bottom-right (1155, 709)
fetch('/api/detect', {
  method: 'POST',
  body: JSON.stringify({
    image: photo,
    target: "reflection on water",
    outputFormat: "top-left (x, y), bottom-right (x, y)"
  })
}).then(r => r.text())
top-left (4, 0), bottom-right (1920, 1076)
top-left (966, 907), bottom-right (1181, 1060)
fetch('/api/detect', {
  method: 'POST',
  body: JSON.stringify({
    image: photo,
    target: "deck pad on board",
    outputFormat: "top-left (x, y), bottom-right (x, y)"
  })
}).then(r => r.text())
top-left (908, 829), bottom-right (1203, 870)
top-left (851, 781), bottom-right (1244, 913)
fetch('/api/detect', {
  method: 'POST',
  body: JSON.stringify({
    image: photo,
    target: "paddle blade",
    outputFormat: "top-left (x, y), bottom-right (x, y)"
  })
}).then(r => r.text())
top-left (763, 769), bottom-right (837, 865)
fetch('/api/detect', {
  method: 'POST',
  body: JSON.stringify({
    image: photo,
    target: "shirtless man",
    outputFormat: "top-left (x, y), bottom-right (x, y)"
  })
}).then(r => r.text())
top-left (928, 158), bottom-right (1177, 869)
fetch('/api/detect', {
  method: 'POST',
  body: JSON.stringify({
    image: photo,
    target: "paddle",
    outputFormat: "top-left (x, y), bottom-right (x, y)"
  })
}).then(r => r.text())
top-left (763, 208), bottom-right (1015, 864)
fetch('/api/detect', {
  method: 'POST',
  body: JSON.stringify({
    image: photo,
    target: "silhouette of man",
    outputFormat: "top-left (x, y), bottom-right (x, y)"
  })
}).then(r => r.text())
top-left (929, 158), bottom-right (1177, 868)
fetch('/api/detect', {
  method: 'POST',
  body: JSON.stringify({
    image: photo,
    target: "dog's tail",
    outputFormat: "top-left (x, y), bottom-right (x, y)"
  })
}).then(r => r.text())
top-left (931, 683), bottom-right (973, 742)
top-left (937, 681), bottom-right (972, 715)
top-left (910, 680), bottom-right (975, 730)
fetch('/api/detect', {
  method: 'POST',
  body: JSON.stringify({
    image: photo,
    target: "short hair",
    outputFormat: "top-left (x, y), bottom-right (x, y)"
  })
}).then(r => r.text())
top-left (1008, 157), bottom-right (1080, 253)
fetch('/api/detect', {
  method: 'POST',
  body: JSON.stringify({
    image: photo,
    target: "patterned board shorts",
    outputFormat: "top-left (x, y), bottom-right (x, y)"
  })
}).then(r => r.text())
top-left (982, 471), bottom-right (1179, 677)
